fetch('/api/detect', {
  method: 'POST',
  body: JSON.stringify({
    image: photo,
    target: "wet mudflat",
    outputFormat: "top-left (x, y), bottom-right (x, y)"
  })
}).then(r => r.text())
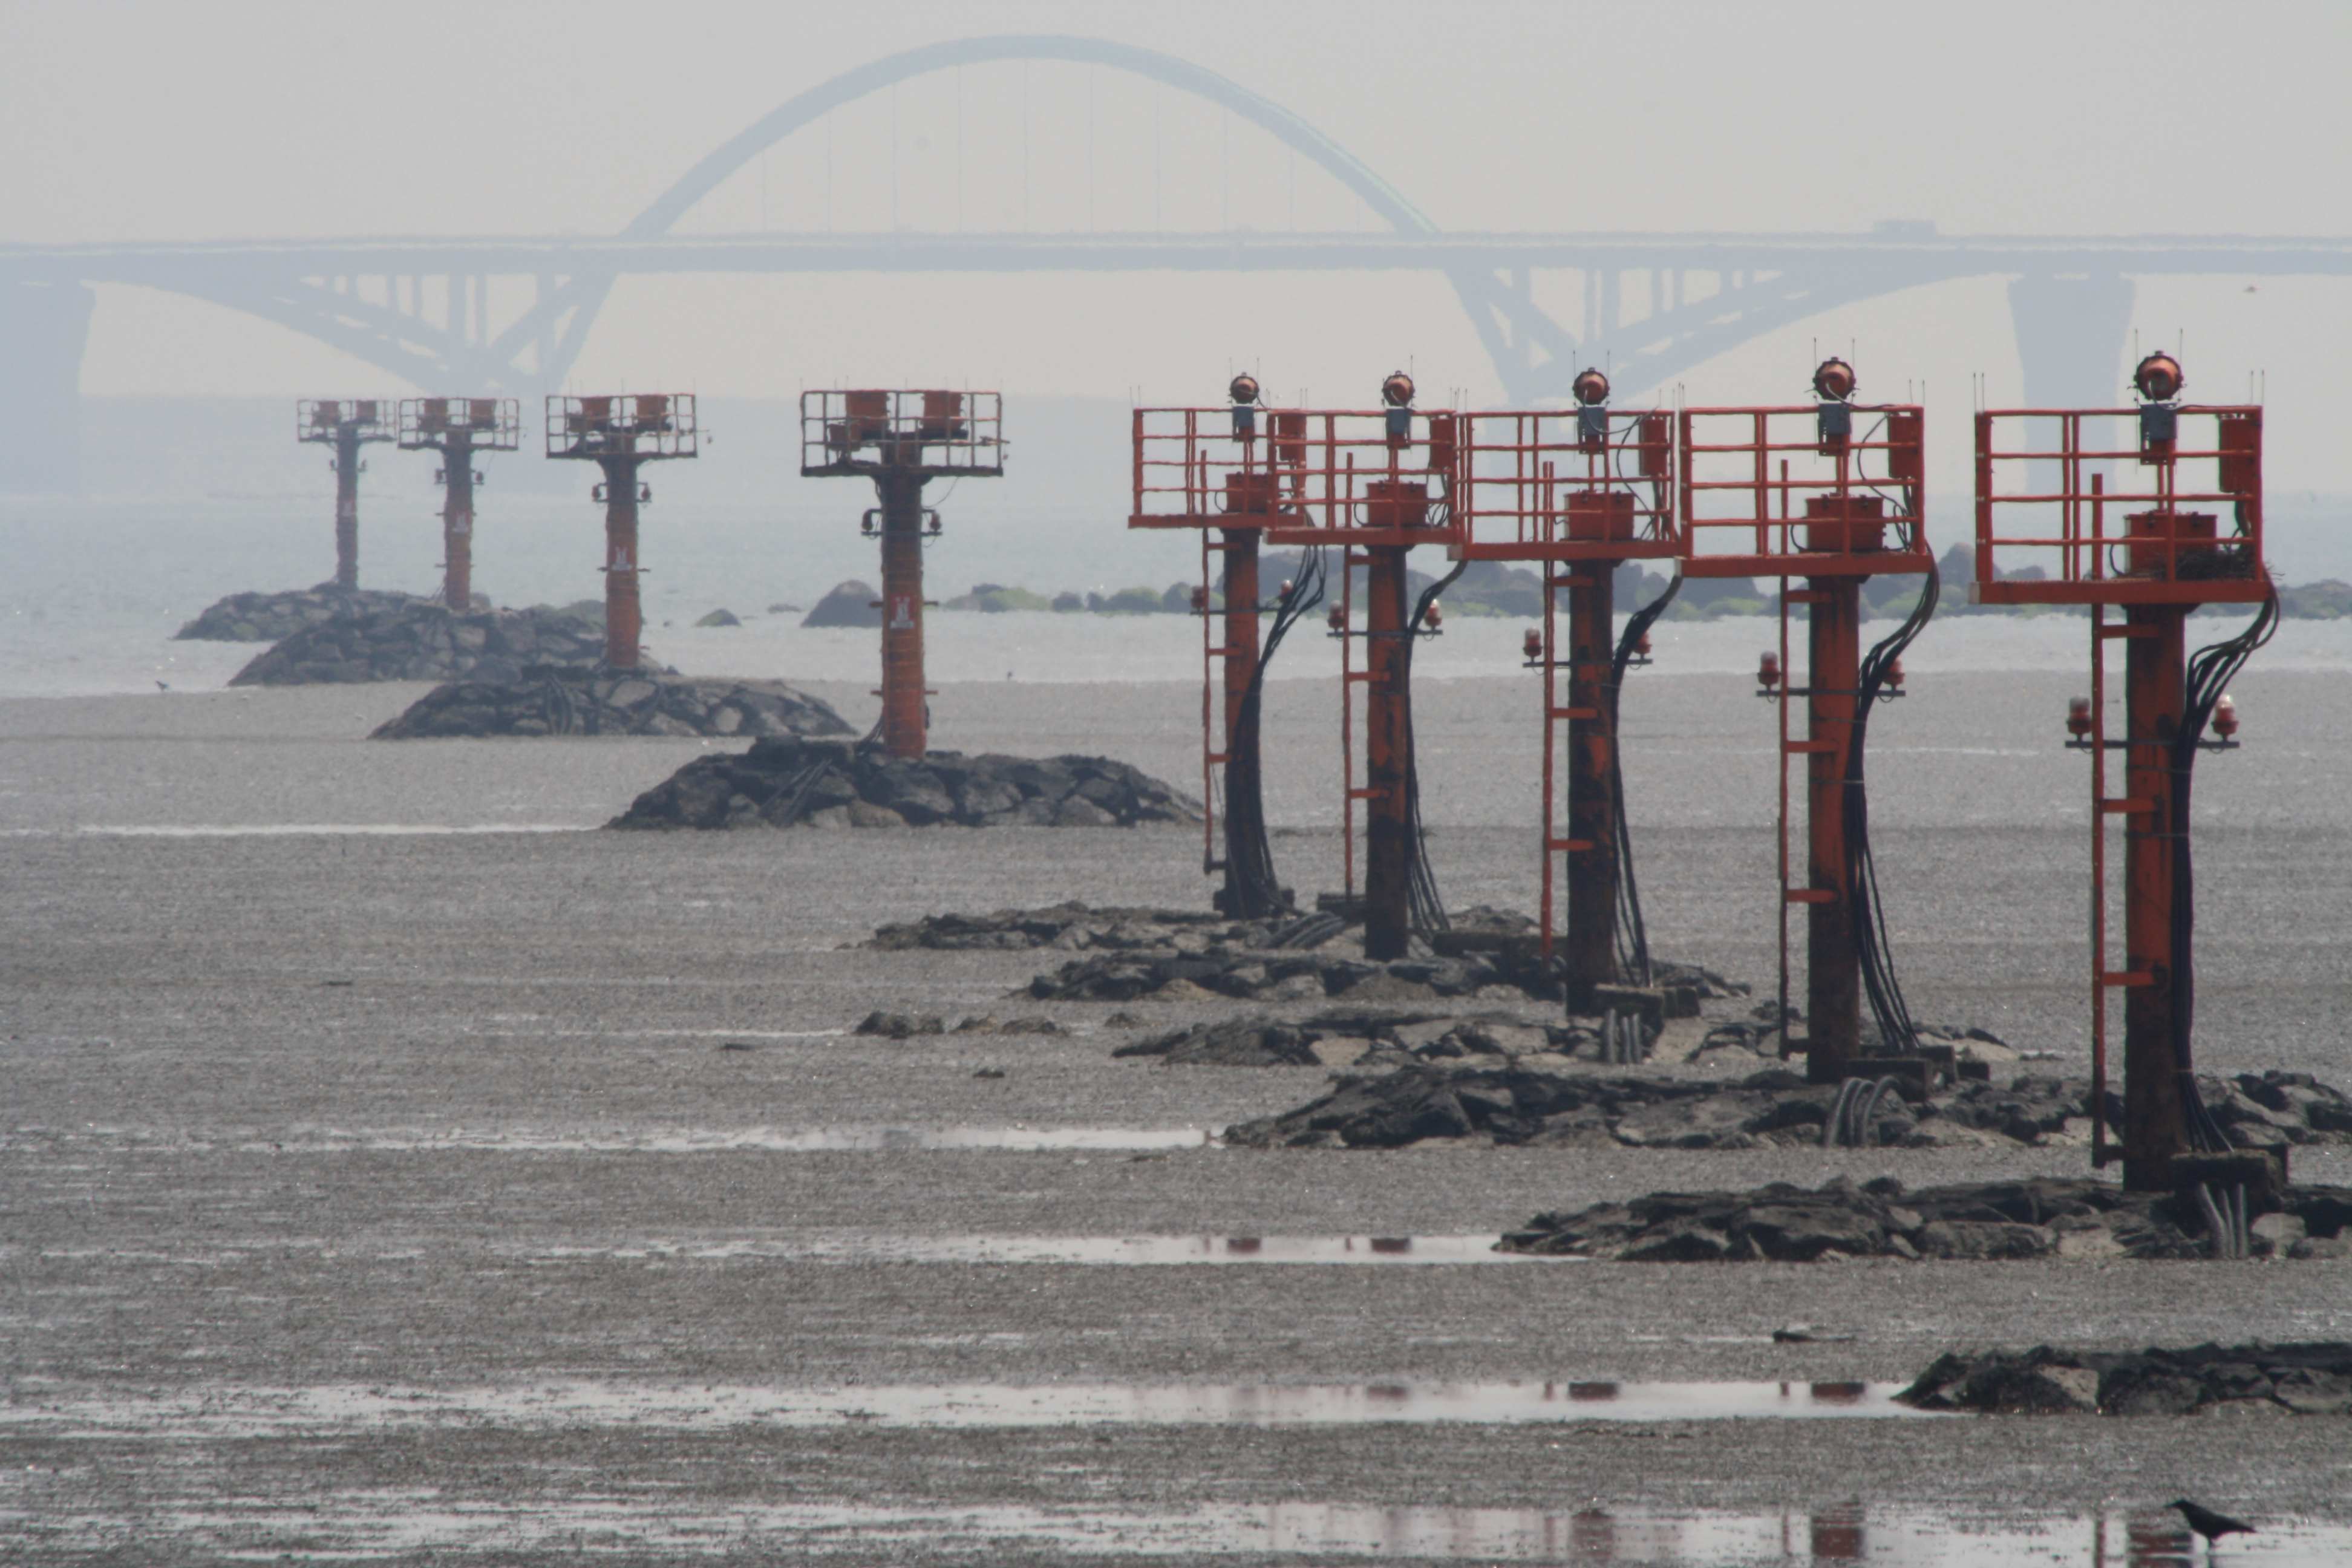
top-left (4, 671), bottom-right (2351, 1561)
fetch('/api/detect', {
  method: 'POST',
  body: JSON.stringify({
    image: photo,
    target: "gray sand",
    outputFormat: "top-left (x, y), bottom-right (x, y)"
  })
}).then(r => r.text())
top-left (3, 669), bottom-right (2348, 1559)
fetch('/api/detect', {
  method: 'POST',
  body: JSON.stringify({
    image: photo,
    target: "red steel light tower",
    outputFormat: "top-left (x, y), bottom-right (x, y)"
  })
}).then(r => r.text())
top-left (399, 397), bottom-right (520, 610)
top-left (1256, 374), bottom-right (1466, 961)
top-left (1975, 354), bottom-right (2275, 1191)
top-left (546, 394), bottom-right (699, 670)
top-left (802, 391), bottom-right (1004, 758)
top-left (1448, 371), bottom-right (1681, 1005)
top-left (1127, 374), bottom-right (1312, 917)
top-left (296, 399), bottom-right (395, 589)
top-left (1681, 361), bottom-right (1935, 1084)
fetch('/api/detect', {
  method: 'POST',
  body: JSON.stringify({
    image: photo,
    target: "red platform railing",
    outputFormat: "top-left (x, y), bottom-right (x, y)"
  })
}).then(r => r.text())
top-left (1972, 407), bottom-right (2265, 607)
top-left (1679, 404), bottom-right (1930, 580)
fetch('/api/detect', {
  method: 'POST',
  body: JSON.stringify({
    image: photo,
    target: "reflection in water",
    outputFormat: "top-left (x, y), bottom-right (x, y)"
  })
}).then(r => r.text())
top-left (241, 1125), bottom-right (1221, 1154)
top-left (0, 1379), bottom-right (1933, 1439)
top-left (505, 1233), bottom-right (1539, 1265)
top-left (12, 1500), bottom-right (2330, 1561)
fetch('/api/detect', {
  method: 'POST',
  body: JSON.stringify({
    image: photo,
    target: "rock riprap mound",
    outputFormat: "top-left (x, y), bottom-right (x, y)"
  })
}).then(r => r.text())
top-left (371, 669), bottom-right (852, 740)
top-left (1901, 1341), bottom-right (2352, 1416)
top-left (865, 902), bottom-right (1351, 954)
top-left (802, 580), bottom-right (881, 628)
top-left (1225, 1065), bottom-right (2352, 1154)
top-left (230, 603), bottom-right (617, 687)
top-left (1500, 1175), bottom-right (2352, 1263)
top-left (1118, 1009), bottom-right (1567, 1068)
top-left (608, 738), bottom-right (1201, 830)
top-left (177, 584), bottom-right (426, 642)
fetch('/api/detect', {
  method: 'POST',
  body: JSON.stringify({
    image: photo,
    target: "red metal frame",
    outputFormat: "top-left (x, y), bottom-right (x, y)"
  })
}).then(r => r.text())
top-left (1135, 406), bottom-right (1462, 956)
top-left (1122, 407), bottom-right (1282, 881)
top-left (1972, 407), bottom-right (2265, 607)
top-left (546, 394), bottom-right (699, 670)
top-left (801, 390), bottom-right (1004, 757)
top-left (1680, 402), bottom-right (1929, 1081)
top-left (298, 400), bottom-right (396, 590)
top-left (1423, 407), bottom-right (1681, 991)
top-left (1975, 404), bottom-right (2267, 1187)
top-left (398, 397), bottom-right (520, 613)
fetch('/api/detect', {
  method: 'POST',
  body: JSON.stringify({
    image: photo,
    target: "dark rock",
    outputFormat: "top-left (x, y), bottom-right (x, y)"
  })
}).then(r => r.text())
top-left (610, 739), bottom-right (1201, 832)
top-left (1115, 1017), bottom-right (1318, 1067)
top-left (853, 1011), bottom-right (945, 1039)
top-left (1903, 1341), bottom-right (2352, 1416)
top-left (802, 580), bottom-right (882, 628)
top-left (372, 667), bottom-right (852, 740)
top-left (230, 602), bottom-right (622, 686)
top-left (177, 584), bottom-right (425, 642)
top-left (1502, 1176), bottom-right (2352, 1264)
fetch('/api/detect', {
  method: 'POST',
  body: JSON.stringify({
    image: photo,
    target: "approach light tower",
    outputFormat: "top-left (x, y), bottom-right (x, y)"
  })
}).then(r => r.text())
top-left (1681, 361), bottom-right (1935, 1085)
top-left (399, 397), bottom-right (520, 610)
top-left (1126, 374), bottom-right (1303, 916)
top-left (296, 400), bottom-right (395, 589)
top-left (1975, 353), bottom-right (2275, 1191)
top-left (1261, 373), bottom-right (1465, 961)
top-left (1448, 371), bottom-right (1681, 1007)
top-left (546, 395), bottom-right (699, 669)
top-left (802, 391), bottom-right (1004, 757)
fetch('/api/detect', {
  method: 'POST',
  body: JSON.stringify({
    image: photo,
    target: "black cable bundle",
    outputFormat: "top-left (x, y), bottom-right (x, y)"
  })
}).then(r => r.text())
top-left (2169, 586), bottom-right (2279, 1152)
top-left (1400, 557), bottom-right (1468, 935)
top-left (1605, 569), bottom-right (1683, 985)
top-left (1844, 560), bottom-right (1940, 1056)
top-left (1219, 546), bottom-right (1329, 918)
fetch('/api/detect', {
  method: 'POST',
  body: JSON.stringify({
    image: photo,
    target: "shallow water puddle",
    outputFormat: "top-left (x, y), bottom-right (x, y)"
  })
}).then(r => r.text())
top-left (514, 1232), bottom-right (1536, 1264)
top-left (0, 1378), bottom-right (1925, 1438)
top-left (246, 1125), bottom-right (1217, 1153)
top-left (5, 1499), bottom-right (2338, 1561)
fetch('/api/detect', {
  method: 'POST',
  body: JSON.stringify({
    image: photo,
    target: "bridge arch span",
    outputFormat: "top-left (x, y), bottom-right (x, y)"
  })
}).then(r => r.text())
top-left (627, 34), bottom-right (1438, 240)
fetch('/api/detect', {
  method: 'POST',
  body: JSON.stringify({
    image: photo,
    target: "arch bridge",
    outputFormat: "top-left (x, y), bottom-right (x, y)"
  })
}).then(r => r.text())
top-left (5, 33), bottom-right (2347, 488)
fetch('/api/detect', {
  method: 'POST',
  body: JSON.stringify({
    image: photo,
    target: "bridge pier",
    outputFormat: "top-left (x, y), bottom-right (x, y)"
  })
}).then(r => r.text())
top-left (2007, 275), bottom-right (2135, 503)
top-left (0, 282), bottom-right (93, 494)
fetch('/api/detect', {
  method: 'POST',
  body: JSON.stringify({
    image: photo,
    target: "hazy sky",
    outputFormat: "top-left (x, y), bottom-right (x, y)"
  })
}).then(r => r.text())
top-left (7, 1), bottom-right (2349, 489)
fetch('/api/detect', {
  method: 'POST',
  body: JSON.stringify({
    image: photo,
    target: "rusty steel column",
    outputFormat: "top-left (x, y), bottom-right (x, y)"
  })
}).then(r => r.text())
top-left (1220, 528), bottom-right (1261, 761)
top-left (333, 425), bottom-right (361, 590)
top-left (598, 456), bottom-right (642, 669)
top-left (878, 468), bottom-right (929, 759)
top-left (1362, 547), bottom-right (1413, 962)
top-left (1564, 564), bottom-right (1620, 1009)
top-left (441, 434), bottom-right (475, 610)
top-left (2122, 603), bottom-right (2190, 1190)
top-left (1805, 575), bottom-right (1863, 1084)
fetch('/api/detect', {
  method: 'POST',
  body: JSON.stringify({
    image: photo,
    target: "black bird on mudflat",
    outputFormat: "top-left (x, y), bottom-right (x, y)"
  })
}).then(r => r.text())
top-left (2171, 1500), bottom-right (2256, 1549)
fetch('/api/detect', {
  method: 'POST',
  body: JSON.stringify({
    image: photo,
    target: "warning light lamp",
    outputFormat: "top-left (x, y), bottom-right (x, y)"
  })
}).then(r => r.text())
top-left (2066, 695), bottom-right (2093, 740)
top-left (1423, 600), bottom-right (1443, 630)
top-left (1327, 604), bottom-right (1347, 635)
top-left (1190, 585), bottom-right (1209, 614)
top-left (1279, 578), bottom-right (1295, 598)
top-left (1757, 650), bottom-right (1782, 694)
top-left (2133, 352), bottom-right (2184, 404)
top-left (1814, 357), bottom-right (1856, 447)
top-left (1572, 367), bottom-right (1612, 449)
top-left (1230, 373), bottom-right (1261, 440)
top-left (1522, 627), bottom-right (1543, 664)
top-left (2213, 693), bottom-right (2239, 739)
top-left (1635, 632), bottom-right (1653, 659)
top-left (1381, 371), bottom-right (1415, 443)
top-left (1886, 657), bottom-right (1906, 691)
top-left (2133, 351), bottom-right (2184, 450)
